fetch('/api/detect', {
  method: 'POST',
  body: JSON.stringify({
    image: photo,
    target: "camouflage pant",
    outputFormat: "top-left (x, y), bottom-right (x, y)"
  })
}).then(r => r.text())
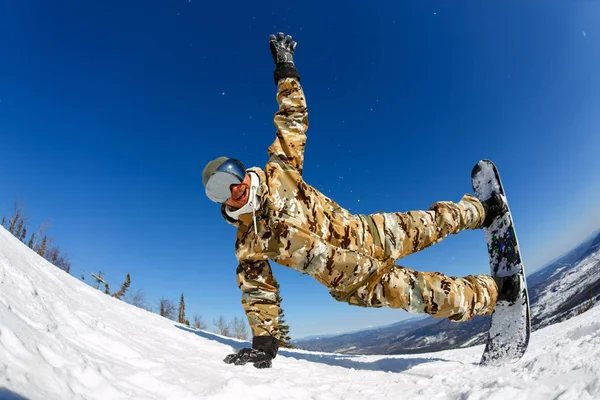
top-left (238, 194), bottom-right (499, 339)
top-left (343, 194), bottom-right (498, 322)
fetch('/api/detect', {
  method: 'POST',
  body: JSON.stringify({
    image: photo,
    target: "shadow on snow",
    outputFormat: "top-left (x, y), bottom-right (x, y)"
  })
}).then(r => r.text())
top-left (0, 388), bottom-right (30, 400)
top-left (176, 325), bottom-right (452, 373)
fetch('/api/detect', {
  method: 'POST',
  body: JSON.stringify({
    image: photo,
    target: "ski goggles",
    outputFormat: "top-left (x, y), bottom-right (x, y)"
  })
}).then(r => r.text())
top-left (205, 158), bottom-right (247, 203)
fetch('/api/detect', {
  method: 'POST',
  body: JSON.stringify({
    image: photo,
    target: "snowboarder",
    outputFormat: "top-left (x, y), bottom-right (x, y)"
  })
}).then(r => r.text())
top-left (203, 32), bottom-right (507, 369)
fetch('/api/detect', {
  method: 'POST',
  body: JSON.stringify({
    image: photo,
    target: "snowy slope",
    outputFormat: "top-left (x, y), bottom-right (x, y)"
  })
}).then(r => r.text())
top-left (1, 225), bottom-right (600, 400)
top-left (531, 246), bottom-right (600, 323)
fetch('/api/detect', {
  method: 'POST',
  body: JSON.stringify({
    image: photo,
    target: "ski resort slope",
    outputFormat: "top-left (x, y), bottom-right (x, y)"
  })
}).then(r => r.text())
top-left (1, 226), bottom-right (599, 400)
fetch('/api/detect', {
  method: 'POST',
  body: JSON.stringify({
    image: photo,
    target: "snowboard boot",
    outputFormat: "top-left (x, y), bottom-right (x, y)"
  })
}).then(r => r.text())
top-left (493, 274), bottom-right (521, 303)
top-left (481, 193), bottom-right (508, 228)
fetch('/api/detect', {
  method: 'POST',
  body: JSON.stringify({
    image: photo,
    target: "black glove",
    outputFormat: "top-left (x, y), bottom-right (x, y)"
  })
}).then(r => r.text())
top-left (269, 32), bottom-right (300, 84)
top-left (270, 32), bottom-right (296, 65)
top-left (223, 336), bottom-right (279, 369)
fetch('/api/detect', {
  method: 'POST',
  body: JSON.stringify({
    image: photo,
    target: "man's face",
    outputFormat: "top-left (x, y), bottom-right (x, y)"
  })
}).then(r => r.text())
top-left (224, 174), bottom-right (251, 209)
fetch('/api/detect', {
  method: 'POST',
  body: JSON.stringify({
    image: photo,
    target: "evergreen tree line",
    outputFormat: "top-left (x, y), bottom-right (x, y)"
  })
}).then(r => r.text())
top-left (154, 294), bottom-right (295, 346)
top-left (1, 200), bottom-right (71, 273)
top-left (2, 199), bottom-right (294, 346)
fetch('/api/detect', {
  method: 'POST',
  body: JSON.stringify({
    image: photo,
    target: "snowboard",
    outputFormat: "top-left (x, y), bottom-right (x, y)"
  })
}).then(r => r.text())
top-left (471, 159), bottom-right (531, 366)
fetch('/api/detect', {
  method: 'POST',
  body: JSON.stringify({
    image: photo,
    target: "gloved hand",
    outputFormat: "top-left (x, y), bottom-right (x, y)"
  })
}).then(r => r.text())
top-left (270, 32), bottom-right (297, 65)
top-left (269, 32), bottom-right (300, 84)
top-left (223, 348), bottom-right (274, 369)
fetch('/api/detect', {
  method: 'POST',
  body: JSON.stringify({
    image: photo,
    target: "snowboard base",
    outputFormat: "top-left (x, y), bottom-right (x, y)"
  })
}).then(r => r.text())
top-left (471, 159), bottom-right (531, 366)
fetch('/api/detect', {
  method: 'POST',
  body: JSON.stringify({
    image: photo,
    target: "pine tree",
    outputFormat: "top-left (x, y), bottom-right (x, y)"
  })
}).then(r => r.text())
top-left (104, 283), bottom-right (110, 294)
top-left (111, 273), bottom-right (131, 300)
top-left (27, 233), bottom-right (35, 248)
top-left (9, 214), bottom-right (17, 234)
top-left (37, 236), bottom-right (47, 257)
top-left (49, 247), bottom-right (59, 263)
top-left (1, 216), bottom-right (5, 227)
top-left (178, 293), bottom-right (186, 324)
top-left (274, 281), bottom-right (293, 348)
top-left (8, 200), bottom-right (28, 236)
top-left (14, 220), bottom-right (24, 239)
top-left (158, 298), bottom-right (176, 320)
top-left (277, 307), bottom-right (293, 348)
top-left (20, 226), bottom-right (27, 242)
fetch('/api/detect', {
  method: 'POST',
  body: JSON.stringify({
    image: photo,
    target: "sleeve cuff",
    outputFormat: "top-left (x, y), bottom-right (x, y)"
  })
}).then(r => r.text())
top-left (274, 63), bottom-right (300, 85)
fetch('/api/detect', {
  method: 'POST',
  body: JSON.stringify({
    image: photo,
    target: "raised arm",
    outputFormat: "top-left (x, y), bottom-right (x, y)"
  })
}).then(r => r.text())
top-left (267, 33), bottom-right (309, 174)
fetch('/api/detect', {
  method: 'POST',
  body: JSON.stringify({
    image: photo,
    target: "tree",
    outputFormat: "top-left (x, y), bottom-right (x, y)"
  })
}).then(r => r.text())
top-left (193, 315), bottom-right (207, 330)
top-left (158, 298), bottom-right (176, 320)
top-left (231, 317), bottom-right (249, 340)
top-left (46, 246), bottom-right (60, 264)
top-left (2, 200), bottom-right (70, 273)
top-left (104, 283), bottom-right (110, 295)
top-left (111, 273), bottom-right (131, 300)
top-left (178, 293), bottom-right (186, 324)
top-left (43, 244), bottom-right (71, 273)
top-left (37, 236), bottom-right (47, 257)
top-left (8, 200), bottom-right (29, 236)
top-left (30, 219), bottom-right (51, 251)
top-left (274, 281), bottom-right (293, 348)
top-left (15, 221), bottom-right (25, 241)
top-left (213, 316), bottom-right (231, 337)
top-left (53, 251), bottom-right (71, 274)
top-left (126, 289), bottom-right (150, 311)
top-left (14, 220), bottom-right (22, 238)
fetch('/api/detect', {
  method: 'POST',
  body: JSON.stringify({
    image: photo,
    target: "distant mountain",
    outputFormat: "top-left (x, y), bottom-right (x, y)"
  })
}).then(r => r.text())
top-left (528, 228), bottom-right (600, 289)
top-left (295, 229), bottom-right (600, 355)
top-left (529, 230), bottom-right (600, 329)
top-left (293, 315), bottom-right (430, 343)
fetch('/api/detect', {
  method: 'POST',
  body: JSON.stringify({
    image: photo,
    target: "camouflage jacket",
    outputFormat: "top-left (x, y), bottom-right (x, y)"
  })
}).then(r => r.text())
top-left (222, 77), bottom-right (410, 339)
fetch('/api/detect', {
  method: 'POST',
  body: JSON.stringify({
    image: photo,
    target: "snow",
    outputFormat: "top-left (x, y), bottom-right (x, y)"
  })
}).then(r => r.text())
top-left (1, 225), bottom-right (600, 400)
top-left (531, 248), bottom-right (600, 320)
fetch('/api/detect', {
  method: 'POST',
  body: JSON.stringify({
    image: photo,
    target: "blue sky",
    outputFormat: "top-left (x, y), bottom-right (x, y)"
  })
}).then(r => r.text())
top-left (1, 1), bottom-right (599, 338)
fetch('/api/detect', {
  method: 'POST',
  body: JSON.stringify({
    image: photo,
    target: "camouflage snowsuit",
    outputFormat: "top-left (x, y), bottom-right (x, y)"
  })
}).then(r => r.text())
top-left (223, 78), bottom-right (498, 339)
